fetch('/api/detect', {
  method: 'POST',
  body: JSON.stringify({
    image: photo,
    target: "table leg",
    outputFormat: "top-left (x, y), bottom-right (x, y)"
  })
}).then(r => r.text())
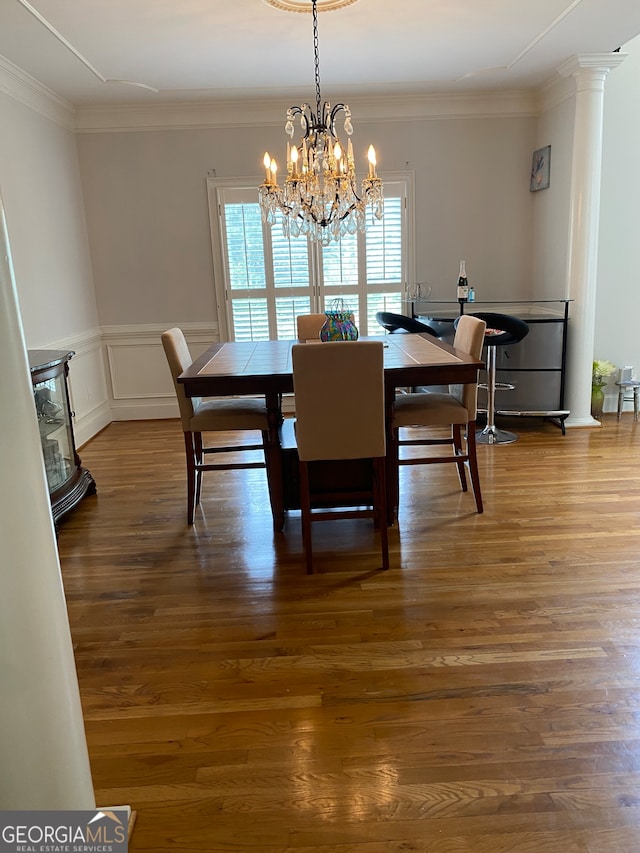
top-left (634, 387), bottom-right (639, 422)
top-left (385, 387), bottom-right (399, 525)
top-left (264, 392), bottom-right (286, 532)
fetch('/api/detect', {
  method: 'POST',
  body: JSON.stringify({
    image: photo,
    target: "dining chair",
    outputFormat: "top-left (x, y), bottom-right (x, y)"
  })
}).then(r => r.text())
top-left (161, 327), bottom-right (269, 524)
top-left (296, 313), bottom-right (326, 341)
top-left (391, 314), bottom-right (487, 513)
top-left (292, 340), bottom-right (389, 573)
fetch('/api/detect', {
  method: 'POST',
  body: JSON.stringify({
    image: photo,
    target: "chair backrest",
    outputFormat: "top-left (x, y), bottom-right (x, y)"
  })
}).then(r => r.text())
top-left (296, 313), bottom-right (326, 341)
top-left (292, 341), bottom-right (386, 462)
top-left (450, 315), bottom-right (487, 417)
top-left (161, 327), bottom-right (198, 429)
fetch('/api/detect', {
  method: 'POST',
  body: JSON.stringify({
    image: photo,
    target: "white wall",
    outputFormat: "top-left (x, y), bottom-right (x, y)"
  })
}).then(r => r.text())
top-left (9, 49), bottom-right (636, 431)
top-left (393, 116), bottom-right (537, 300)
top-left (532, 89), bottom-right (575, 301)
top-left (0, 77), bottom-right (110, 445)
top-left (0, 93), bottom-right (97, 344)
top-left (75, 108), bottom-right (538, 327)
top-left (71, 102), bottom-right (539, 421)
top-left (597, 35), bottom-right (640, 392)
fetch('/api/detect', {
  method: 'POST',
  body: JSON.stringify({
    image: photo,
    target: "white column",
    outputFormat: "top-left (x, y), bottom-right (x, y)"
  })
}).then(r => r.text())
top-left (560, 53), bottom-right (626, 427)
top-left (0, 193), bottom-right (95, 808)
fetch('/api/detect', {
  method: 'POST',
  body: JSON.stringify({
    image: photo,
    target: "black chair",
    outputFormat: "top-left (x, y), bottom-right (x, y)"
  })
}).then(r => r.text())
top-left (470, 312), bottom-right (529, 445)
top-left (375, 311), bottom-right (438, 336)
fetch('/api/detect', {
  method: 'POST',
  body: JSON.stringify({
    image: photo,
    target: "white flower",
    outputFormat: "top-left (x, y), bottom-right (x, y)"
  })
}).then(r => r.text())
top-left (592, 359), bottom-right (616, 385)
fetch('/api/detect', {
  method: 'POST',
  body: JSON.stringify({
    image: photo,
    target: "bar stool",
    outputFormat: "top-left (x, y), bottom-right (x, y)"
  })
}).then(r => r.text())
top-left (471, 312), bottom-right (530, 445)
top-left (375, 311), bottom-right (438, 336)
top-left (616, 379), bottom-right (640, 421)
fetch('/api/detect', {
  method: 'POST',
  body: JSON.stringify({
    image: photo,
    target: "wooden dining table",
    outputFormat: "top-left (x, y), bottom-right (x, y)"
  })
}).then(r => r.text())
top-left (178, 334), bottom-right (483, 530)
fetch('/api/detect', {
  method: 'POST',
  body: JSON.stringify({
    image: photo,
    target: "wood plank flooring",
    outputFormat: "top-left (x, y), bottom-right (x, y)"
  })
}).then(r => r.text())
top-left (56, 415), bottom-right (640, 852)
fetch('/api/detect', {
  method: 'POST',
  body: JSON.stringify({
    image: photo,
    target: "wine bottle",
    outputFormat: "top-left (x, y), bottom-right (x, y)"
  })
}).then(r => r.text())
top-left (457, 260), bottom-right (469, 313)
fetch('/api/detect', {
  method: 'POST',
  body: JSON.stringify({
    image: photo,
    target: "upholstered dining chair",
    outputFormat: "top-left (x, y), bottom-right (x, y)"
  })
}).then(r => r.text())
top-left (296, 313), bottom-right (326, 341)
top-left (391, 314), bottom-right (487, 513)
top-left (161, 327), bottom-right (269, 524)
top-left (292, 340), bottom-right (389, 573)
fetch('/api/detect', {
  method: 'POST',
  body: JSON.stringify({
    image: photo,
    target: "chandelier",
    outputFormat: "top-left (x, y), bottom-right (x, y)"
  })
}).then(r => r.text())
top-left (258, 0), bottom-right (383, 245)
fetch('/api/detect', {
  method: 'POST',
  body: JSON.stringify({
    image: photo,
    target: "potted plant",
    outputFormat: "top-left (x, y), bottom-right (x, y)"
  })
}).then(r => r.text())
top-left (592, 359), bottom-right (616, 418)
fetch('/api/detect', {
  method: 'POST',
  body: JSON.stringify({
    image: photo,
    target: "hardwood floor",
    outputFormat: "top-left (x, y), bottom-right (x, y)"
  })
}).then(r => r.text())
top-left (57, 415), bottom-right (640, 852)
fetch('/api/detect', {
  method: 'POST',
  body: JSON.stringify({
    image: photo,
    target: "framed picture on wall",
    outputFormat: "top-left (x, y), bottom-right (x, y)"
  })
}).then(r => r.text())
top-left (530, 145), bottom-right (551, 191)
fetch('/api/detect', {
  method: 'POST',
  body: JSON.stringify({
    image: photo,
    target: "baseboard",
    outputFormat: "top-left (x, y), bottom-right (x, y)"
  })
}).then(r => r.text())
top-left (110, 399), bottom-right (179, 421)
top-left (74, 401), bottom-right (111, 447)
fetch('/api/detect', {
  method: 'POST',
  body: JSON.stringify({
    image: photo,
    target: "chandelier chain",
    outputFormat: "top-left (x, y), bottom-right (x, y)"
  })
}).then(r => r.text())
top-left (312, 0), bottom-right (322, 124)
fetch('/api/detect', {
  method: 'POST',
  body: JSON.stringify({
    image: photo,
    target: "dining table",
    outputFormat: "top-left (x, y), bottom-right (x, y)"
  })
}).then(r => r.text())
top-left (178, 333), bottom-right (484, 530)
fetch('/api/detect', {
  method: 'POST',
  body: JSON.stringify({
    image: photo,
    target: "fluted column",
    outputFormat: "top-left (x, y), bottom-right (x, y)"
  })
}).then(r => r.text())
top-left (0, 193), bottom-right (95, 808)
top-left (560, 53), bottom-right (626, 427)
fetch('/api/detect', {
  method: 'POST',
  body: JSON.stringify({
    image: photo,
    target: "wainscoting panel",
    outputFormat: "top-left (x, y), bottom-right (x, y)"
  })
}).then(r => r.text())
top-left (45, 327), bottom-right (111, 448)
top-left (101, 322), bottom-right (218, 422)
top-left (42, 323), bottom-right (295, 443)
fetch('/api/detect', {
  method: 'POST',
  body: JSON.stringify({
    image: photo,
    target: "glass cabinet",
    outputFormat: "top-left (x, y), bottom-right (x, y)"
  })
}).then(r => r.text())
top-left (29, 349), bottom-right (96, 526)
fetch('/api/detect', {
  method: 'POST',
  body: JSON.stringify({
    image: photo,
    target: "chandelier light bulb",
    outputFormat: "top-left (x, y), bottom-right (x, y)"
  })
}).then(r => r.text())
top-left (368, 145), bottom-right (377, 177)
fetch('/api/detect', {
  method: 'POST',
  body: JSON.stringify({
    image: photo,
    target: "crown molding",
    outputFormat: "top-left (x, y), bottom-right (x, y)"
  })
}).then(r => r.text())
top-left (0, 46), bottom-right (541, 135)
top-left (74, 89), bottom-right (539, 133)
top-left (0, 54), bottom-right (75, 129)
top-left (1, 48), bottom-right (627, 135)
top-left (538, 72), bottom-right (576, 114)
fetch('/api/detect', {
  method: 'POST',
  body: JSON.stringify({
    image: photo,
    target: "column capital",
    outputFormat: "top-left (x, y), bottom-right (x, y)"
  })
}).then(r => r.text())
top-left (558, 52), bottom-right (627, 81)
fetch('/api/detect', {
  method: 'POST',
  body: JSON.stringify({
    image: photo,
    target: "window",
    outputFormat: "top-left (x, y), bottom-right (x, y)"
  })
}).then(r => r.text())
top-left (209, 175), bottom-right (414, 340)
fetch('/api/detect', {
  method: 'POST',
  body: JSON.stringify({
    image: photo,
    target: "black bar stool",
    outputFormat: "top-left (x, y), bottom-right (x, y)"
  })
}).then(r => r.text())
top-left (375, 311), bottom-right (438, 336)
top-left (471, 312), bottom-right (529, 445)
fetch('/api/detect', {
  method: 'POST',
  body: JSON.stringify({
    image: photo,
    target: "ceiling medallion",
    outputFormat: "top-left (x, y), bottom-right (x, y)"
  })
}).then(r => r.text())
top-left (262, 0), bottom-right (360, 12)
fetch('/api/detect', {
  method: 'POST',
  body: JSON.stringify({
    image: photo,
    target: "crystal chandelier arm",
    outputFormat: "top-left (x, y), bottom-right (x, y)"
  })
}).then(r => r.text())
top-left (328, 103), bottom-right (349, 137)
top-left (288, 104), bottom-right (316, 140)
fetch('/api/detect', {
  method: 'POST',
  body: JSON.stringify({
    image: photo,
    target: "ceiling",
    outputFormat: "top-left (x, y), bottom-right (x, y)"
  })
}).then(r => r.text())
top-left (1, 0), bottom-right (639, 108)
